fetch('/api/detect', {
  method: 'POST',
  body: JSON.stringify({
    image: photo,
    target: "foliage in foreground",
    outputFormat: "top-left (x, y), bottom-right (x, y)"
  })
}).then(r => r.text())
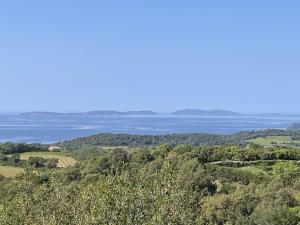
top-left (1, 144), bottom-right (300, 224)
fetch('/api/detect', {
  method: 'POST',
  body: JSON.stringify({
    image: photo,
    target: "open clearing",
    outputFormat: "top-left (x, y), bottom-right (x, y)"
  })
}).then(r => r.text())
top-left (19, 152), bottom-right (76, 167)
top-left (0, 166), bottom-right (24, 177)
top-left (222, 160), bottom-right (300, 177)
top-left (236, 166), bottom-right (268, 176)
top-left (249, 136), bottom-right (300, 148)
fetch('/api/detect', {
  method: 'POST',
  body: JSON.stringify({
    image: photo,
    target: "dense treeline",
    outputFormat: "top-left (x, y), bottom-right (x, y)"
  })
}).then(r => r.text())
top-left (59, 129), bottom-right (295, 149)
top-left (0, 154), bottom-right (58, 168)
top-left (1, 144), bottom-right (300, 224)
top-left (0, 143), bottom-right (47, 154)
top-left (0, 153), bottom-right (26, 167)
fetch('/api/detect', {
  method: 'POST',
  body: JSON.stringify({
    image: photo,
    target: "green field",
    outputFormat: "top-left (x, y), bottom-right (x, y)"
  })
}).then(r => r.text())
top-left (0, 166), bottom-right (24, 177)
top-left (19, 152), bottom-right (76, 167)
top-left (249, 135), bottom-right (300, 148)
top-left (236, 166), bottom-right (267, 176)
top-left (227, 161), bottom-right (300, 177)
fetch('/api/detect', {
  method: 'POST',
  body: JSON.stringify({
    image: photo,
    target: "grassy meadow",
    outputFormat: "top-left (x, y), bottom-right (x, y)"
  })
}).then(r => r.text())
top-left (0, 166), bottom-right (24, 177)
top-left (249, 135), bottom-right (300, 148)
top-left (19, 152), bottom-right (76, 167)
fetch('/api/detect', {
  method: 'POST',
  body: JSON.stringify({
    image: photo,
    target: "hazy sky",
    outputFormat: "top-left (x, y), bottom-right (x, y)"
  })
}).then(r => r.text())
top-left (0, 1), bottom-right (299, 113)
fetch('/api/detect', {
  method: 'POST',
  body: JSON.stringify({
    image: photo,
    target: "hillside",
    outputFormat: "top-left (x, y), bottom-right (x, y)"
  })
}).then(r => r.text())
top-left (2, 142), bottom-right (300, 224)
top-left (58, 129), bottom-right (292, 149)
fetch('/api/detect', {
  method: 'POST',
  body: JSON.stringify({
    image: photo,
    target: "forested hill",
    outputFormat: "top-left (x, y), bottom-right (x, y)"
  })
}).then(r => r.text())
top-left (58, 129), bottom-right (293, 149)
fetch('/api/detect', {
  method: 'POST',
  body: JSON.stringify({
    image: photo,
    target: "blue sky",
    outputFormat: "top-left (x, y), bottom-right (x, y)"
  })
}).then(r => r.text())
top-left (0, 1), bottom-right (299, 113)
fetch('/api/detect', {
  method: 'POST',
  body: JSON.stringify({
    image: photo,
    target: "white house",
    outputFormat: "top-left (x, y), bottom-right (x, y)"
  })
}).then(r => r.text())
top-left (48, 146), bottom-right (61, 151)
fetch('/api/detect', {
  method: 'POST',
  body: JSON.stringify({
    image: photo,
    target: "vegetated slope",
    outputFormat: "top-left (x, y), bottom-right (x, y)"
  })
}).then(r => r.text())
top-left (58, 129), bottom-right (292, 149)
top-left (2, 144), bottom-right (300, 224)
top-left (0, 143), bottom-right (76, 167)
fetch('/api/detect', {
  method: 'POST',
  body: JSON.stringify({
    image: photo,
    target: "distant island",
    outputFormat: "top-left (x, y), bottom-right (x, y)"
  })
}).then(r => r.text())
top-left (172, 109), bottom-right (239, 116)
top-left (20, 109), bottom-right (240, 117)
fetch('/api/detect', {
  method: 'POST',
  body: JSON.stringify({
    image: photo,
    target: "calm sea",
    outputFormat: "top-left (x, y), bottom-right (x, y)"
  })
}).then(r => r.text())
top-left (0, 114), bottom-right (299, 143)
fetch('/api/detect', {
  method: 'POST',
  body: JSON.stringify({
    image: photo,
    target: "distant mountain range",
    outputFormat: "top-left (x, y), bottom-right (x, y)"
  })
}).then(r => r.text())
top-left (20, 109), bottom-right (240, 116)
